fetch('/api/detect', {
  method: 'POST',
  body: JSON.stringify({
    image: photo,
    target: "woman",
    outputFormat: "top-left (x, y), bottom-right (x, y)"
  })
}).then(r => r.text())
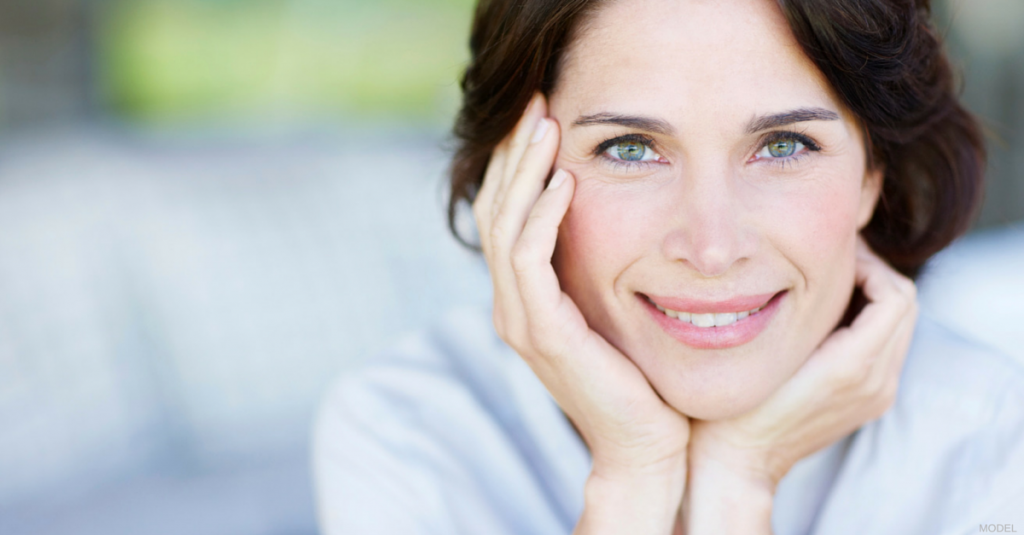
top-left (314, 0), bottom-right (1024, 533)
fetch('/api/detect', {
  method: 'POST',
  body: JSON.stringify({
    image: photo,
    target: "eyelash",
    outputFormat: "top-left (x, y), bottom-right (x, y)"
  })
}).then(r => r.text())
top-left (593, 130), bottom-right (823, 171)
top-left (754, 130), bottom-right (822, 169)
top-left (594, 133), bottom-right (662, 171)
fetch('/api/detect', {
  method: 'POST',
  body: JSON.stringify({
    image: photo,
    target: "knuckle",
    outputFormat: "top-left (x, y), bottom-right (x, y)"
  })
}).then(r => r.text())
top-left (489, 222), bottom-right (509, 248)
top-left (506, 329), bottom-right (528, 355)
top-left (510, 241), bottom-right (536, 275)
top-left (892, 274), bottom-right (917, 299)
top-left (900, 280), bottom-right (918, 300)
top-left (854, 381), bottom-right (877, 405)
top-left (864, 379), bottom-right (899, 418)
top-left (492, 309), bottom-right (507, 338)
top-left (833, 358), bottom-right (870, 386)
top-left (861, 372), bottom-right (885, 397)
top-left (873, 391), bottom-right (898, 419)
top-left (529, 328), bottom-right (563, 359)
top-left (909, 296), bottom-right (920, 312)
top-left (509, 131), bottom-right (528, 152)
top-left (473, 216), bottom-right (489, 243)
top-left (881, 381), bottom-right (899, 406)
top-left (512, 149), bottom-right (541, 181)
top-left (472, 201), bottom-right (487, 223)
top-left (494, 313), bottom-right (530, 354)
top-left (524, 206), bottom-right (549, 228)
top-left (508, 323), bottom-right (529, 346)
top-left (490, 200), bottom-right (503, 225)
top-left (902, 293), bottom-right (918, 315)
top-left (526, 327), bottom-right (547, 352)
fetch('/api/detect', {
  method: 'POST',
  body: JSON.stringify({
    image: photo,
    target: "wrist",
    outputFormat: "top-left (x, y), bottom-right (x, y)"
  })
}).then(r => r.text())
top-left (687, 429), bottom-right (785, 492)
top-left (683, 456), bottom-right (774, 535)
top-left (575, 466), bottom-right (687, 535)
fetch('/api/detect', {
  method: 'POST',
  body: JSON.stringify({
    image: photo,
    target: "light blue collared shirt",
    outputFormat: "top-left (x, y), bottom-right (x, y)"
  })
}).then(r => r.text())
top-left (313, 306), bottom-right (1024, 534)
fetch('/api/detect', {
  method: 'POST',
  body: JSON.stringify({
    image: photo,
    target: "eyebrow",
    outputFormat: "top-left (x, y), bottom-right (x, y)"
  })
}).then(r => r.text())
top-left (572, 107), bottom-right (840, 137)
top-left (746, 107), bottom-right (839, 133)
top-left (573, 113), bottom-right (675, 135)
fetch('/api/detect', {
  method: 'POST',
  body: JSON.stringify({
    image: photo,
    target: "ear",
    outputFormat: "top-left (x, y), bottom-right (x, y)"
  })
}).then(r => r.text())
top-left (856, 166), bottom-right (884, 230)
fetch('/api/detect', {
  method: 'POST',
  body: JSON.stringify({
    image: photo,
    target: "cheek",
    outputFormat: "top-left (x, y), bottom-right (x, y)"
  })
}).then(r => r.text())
top-left (553, 173), bottom-right (656, 304)
top-left (760, 174), bottom-right (864, 278)
top-left (758, 172), bottom-right (865, 356)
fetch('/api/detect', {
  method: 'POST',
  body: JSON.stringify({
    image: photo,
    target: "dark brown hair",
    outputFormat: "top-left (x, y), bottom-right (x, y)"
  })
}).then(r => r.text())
top-left (448, 0), bottom-right (985, 280)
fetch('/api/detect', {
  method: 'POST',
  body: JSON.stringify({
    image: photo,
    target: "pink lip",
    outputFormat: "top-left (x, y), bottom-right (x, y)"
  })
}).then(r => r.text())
top-left (646, 292), bottom-right (778, 314)
top-left (639, 290), bottom-right (787, 349)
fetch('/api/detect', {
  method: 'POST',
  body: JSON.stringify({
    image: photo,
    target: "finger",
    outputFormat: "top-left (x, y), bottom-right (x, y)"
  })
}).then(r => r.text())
top-left (797, 249), bottom-right (907, 380)
top-left (883, 313), bottom-right (916, 387)
top-left (868, 283), bottom-right (918, 395)
top-left (511, 169), bottom-right (575, 323)
top-left (863, 303), bottom-right (916, 392)
top-left (855, 254), bottom-right (903, 305)
top-left (474, 141), bottom-right (509, 258)
top-left (851, 241), bottom-right (916, 334)
top-left (834, 262), bottom-right (906, 368)
top-left (494, 93), bottom-right (547, 215)
top-left (490, 117), bottom-right (561, 257)
top-left (474, 140), bottom-right (509, 221)
top-left (487, 118), bottom-right (559, 345)
top-left (476, 95), bottom-right (540, 258)
top-left (856, 236), bottom-right (916, 300)
top-left (822, 246), bottom-right (917, 385)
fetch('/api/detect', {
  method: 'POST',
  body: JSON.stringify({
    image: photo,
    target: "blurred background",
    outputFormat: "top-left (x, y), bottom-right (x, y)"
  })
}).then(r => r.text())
top-left (0, 0), bottom-right (1020, 534)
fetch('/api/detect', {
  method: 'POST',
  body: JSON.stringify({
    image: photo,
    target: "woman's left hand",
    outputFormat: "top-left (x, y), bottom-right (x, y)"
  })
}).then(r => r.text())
top-left (683, 237), bottom-right (919, 533)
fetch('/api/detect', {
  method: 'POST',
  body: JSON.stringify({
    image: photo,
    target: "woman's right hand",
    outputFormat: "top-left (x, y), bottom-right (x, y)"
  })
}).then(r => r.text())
top-left (473, 93), bottom-right (690, 535)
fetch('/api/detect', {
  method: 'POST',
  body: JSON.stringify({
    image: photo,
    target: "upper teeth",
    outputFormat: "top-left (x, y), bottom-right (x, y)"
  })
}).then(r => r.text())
top-left (653, 302), bottom-right (764, 328)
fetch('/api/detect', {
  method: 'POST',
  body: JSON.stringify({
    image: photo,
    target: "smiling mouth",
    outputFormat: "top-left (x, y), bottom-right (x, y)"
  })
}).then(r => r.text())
top-left (647, 298), bottom-right (764, 327)
top-left (641, 291), bottom-right (786, 328)
top-left (638, 291), bottom-right (787, 349)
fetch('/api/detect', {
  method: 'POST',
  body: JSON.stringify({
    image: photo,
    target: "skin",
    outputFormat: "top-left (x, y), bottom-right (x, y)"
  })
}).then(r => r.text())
top-left (549, 0), bottom-right (878, 421)
top-left (472, 0), bottom-right (919, 533)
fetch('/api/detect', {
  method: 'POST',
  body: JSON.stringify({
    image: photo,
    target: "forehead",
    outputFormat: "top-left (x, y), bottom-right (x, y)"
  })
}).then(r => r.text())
top-left (554, 0), bottom-right (840, 126)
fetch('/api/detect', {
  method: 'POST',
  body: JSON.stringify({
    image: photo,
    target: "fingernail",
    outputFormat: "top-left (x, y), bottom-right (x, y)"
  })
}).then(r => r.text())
top-left (547, 169), bottom-right (567, 190)
top-left (531, 118), bottom-right (550, 144)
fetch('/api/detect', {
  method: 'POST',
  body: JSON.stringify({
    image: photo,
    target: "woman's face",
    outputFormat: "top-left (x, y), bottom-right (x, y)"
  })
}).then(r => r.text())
top-left (548, 0), bottom-right (883, 420)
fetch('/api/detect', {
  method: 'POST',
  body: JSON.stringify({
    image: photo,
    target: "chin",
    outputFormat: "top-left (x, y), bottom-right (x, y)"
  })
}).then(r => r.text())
top-left (670, 387), bottom-right (774, 421)
top-left (655, 363), bottom-right (786, 421)
top-left (609, 297), bottom-right (846, 422)
top-left (651, 295), bottom-right (854, 421)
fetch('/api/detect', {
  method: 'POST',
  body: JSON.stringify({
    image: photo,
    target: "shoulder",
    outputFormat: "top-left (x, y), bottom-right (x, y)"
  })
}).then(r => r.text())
top-left (314, 306), bottom-right (532, 466)
top-left (315, 305), bottom-right (513, 431)
top-left (901, 313), bottom-right (1024, 405)
top-left (901, 315), bottom-right (1024, 475)
top-left (813, 314), bottom-right (1024, 534)
top-left (312, 305), bottom-right (583, 535)
top-left (900, 313), bottom-right (1024, 455)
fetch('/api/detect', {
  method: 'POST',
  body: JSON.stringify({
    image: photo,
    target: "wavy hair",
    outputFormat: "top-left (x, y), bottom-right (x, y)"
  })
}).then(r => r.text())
top-left (448, 0), bottom-right (985, 279)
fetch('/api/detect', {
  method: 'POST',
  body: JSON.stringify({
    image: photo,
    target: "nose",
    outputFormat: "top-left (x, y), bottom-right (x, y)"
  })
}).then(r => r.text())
top-left (660, 166), bottom-right (754, 277)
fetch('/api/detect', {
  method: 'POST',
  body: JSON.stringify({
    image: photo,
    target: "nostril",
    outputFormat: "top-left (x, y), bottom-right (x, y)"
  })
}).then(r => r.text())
top-left (660, 217), bottom-right (753, 278)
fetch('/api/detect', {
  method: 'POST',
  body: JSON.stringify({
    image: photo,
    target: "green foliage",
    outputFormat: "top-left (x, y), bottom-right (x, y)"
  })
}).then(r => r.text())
top-left (99, 0), bottom-right (476, 124)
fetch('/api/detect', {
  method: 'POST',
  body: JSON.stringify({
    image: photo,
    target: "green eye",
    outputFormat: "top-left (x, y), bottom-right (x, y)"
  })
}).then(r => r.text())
top-left (600, 135), bottom-right (664, 166)
top-left (616, 141), bottom-right (647, 161)
top-left (767, 139), bottom-right (797, 158)
top-left (753, 132), bottom-right (820, 165)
